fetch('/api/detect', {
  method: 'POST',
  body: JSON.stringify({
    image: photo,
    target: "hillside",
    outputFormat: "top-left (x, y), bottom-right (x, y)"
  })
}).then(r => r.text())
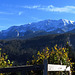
top-left (0, 33), bottom-right (75, 65)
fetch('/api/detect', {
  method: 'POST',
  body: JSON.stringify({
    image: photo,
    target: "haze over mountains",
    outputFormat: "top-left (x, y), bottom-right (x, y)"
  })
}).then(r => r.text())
top-left (0, 19), bottom-right (75, 39)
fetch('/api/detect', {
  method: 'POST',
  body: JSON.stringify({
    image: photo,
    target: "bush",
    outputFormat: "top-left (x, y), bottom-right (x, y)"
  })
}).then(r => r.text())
top-left (0, 48), bottom-right (13, 75)
top-left (27, 43), bottom-right (74, 75)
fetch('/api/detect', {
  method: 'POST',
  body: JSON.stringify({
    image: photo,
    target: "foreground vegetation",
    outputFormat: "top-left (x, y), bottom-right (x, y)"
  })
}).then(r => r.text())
top-left (0, 42), bottom-right (74, 75)
top-left (27, 42), bottom-right (75, 75)
top-left (0, 48), bottom-right (13, 75)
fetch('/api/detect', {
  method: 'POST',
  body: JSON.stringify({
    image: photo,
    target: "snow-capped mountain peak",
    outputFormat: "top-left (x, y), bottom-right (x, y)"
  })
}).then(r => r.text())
top-left (2, 19), bottom-right (75, 32)
top-left (58, 19), bottom-right (74, 26)
top-left (69, 20), bottom-right (74, 24)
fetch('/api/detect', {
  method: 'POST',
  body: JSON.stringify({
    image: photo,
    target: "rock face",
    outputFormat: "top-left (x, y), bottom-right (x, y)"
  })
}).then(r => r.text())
top-left (0, 19), bottom-right (75, 39)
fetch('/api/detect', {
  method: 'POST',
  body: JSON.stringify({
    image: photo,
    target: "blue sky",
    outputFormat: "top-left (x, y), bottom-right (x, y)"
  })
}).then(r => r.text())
top-left (0, 0), bottom-right (75, 31)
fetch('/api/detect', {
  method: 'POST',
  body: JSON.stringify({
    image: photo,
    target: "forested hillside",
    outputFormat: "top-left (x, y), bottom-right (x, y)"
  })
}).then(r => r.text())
top-left (0, 33), bottom-right (75, 65)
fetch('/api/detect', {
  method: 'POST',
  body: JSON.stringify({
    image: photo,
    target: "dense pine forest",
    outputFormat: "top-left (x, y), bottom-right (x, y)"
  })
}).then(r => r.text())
top-left (0, 33), bottom-right (75, 65)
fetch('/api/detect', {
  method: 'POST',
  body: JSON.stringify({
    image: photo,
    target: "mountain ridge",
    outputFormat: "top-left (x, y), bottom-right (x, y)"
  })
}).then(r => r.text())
top-left (0, 19), bottom-right (75, 39)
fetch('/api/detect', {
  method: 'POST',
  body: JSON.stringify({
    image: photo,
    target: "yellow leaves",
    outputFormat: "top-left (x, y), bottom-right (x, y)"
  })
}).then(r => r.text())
top-left (10, 64), bottom-right (12, 66)
top-left (69, 60), bottom-right (70, 62)
top-left (3, 53), bottom-right (6, 55)
top-left (62, 47), bottom-right (67, 53)
top-left (59, 52), bottom-right (62, 55)
top-left (67, 41), bottom-right (69, 44)
top-left (0, 73), bottom-right (3, 75)
top-left (4, 61), bottom-right (6, 64)
top-left (32, 60), bottom-right (34, 62)
top-left (54, 44), bottom-right (58, 51)
top-left (70, 58), bottom-right (72, 60)
top-left (40, 57), bottom-right (42, 59)
top-left (70, 63), bottom-right (73, 67)
top-left (54, 44), bottom-right (57, 48)
top-left (37, 51), bottom-right (40, 55)
top-left (8, 60), bottom-right (10, 64)
top-left (27, 43), bottom-right (75, 74)
top-left (70, 62), bottom-right (75, 65)
top-left (58, 48), bottom-right (61, 50)
top-left (26, 61), bottom-right (30, 65)
top-left (64, 50), bottom-right (65, 52)
top-left (62, 47), bottom-right (65, 50)
top-left (2, 58), bottom-right (4, 61)
top-left (37, 60), bottom-right (39, 62)
top-left (46, 51), bottom-right (48, 53)
top-left (72, 62), bottom-right (75, 64)
top-left (0, 48), bottom-right (2, 50)
top-left (46, 47), bottom-right (49, 51)
top-left (0, 49), bottom-right (13, 70)
top-left (52, 49), bottom-right (54, 53)
top-left (39, 47), bottom-right (50, 59)
top-left (31, 70), bottom-right (34, 73)
top-left (54, 47), bottom-right (57, 50)
top-left (64, 53), bottom-right (68, 57)
top-left (42, 55), bottom-right (45, 59)
top-left (27, 61), bottom-right (29, 63)
top-left (32, 55), bottom-right (34, 57)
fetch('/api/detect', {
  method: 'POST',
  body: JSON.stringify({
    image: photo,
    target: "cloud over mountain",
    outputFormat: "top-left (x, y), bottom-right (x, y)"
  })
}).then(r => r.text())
top-left (21, 5), bottom-right (75, 14)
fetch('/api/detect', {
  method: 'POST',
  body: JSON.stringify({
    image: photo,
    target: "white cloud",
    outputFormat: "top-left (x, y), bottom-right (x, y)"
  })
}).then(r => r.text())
top-left (40, 5), bottom-right (75, 13)
top-left (18, 11), bottom-right (23, 16)
top-left (21, 5), bottom-right (40, 9)
top-left (40, 5), bottom-right (75, 14)
top-left (21, 5), bottom-right (75, 14)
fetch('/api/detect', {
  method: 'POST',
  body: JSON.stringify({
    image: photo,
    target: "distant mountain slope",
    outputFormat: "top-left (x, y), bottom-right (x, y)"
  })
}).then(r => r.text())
top-left (0, 19), bottom-right (75, 39)
top-left (67, 29), bottom-right (75, 33)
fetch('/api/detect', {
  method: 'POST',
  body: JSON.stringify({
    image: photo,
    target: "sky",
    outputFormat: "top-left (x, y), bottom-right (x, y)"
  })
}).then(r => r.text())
top-left (0, 0), bottom-right (75, 31)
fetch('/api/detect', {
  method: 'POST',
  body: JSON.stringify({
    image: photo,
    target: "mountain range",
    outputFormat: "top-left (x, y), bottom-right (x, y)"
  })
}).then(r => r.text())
top-left (1, 19), bottom-right (75, 39)
top-left (0, 19), bottom-right (75, 66)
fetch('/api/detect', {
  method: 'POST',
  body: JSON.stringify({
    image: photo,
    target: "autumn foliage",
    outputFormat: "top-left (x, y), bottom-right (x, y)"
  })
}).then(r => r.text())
top-left (0, 48), bottom-right (13, 75)
top-left (27, 42), bottom-right (74, 75)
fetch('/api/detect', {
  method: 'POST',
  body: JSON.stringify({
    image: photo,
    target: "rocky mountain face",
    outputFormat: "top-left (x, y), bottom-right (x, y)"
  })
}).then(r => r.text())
top-left (0, 19), bottom-right (75, 39)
